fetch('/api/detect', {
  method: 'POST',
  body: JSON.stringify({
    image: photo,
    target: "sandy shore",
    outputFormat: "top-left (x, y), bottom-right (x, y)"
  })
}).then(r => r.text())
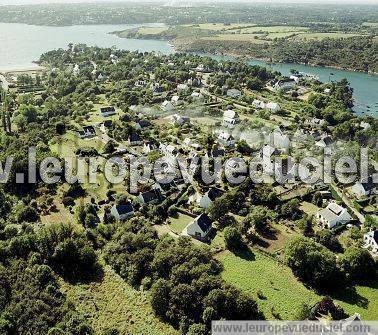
top-left (0, 64), bottom-right (45, 74)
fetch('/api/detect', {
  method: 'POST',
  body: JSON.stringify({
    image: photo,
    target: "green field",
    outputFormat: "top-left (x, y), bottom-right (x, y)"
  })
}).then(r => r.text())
top-left (202, 34), bottom-right (269, 43)
top-left (186, 23), bottom-right (258, 31)
top-left (138, 26), bottom-right (169, 35)
top-left (60, 266), bottom-right (179, 335)
top-left (230, 25), bottom-right (309, 34)
top-left (168, 213), bottom-right (193, 234)
top-left (217, 250), bottom-right (378, 320)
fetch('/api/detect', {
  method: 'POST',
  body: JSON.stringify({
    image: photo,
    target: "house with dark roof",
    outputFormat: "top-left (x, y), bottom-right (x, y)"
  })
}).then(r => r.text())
top-left (210, 148), bottom-right (225, 158)
top-left (138, 189), bottom-right (161, 205)
top-left (198, 188), bottom-right (223, 209)
top-left (100, 120), bottom-right (113, 133)
top-left (77, 126), bottom-right (96, 139)
top-left (184, 213), bottom-right (213, 240)
top-left (315, 135), bottom-right (333, 148)
top-left (136, 119), bottom-right (151, 130)
top-left (128, 132), bottom-right (142, 146)
top-left (100, 106), bottom-right (116, 117)
top-left (351, 176), bottom-right (377, 198)
top-left (110, 203), bottom-right (134, 221)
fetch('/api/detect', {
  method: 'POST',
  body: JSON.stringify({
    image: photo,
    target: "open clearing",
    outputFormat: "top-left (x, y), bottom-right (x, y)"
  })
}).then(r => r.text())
top-left (229, 26), bottom-right (309, 34)
top-left (217, 250), bottom-right (378, 320)
top-left (60, 265), bottom-right (179, 335)
top-left (202, 34), bottom-right (269, 43)
top-left (138, 26), bottom-right (169, 35)
top-left (168, 213), bottom-right (193, 234)
top-left (185, 23), bottom-right (258, 31)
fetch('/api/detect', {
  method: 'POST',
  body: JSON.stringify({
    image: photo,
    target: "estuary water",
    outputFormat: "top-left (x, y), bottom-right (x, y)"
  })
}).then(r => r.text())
top-left (0, 23), bottom-right (376, 116)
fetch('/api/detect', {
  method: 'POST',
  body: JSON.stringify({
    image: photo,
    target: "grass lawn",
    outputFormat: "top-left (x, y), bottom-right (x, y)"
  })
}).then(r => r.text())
top-left (60, 265), bottom-right (178, 335)
top-left (138, 26), bottom-right (169, 35)
top-left (217, 250), bottom-right (378, 320)
top-left (168, 213), bottom-right (194, 234)
top-left (202, 34), bottom-right (269, 43)
top-left (233, 26), bottom-right (309, 34)
top-left (300, 201), bottom-right (320, 216)
top-left (186, 23), bottom-right (257, 31)
top-left (217, 250), bottom-right (319, 319)
top-left (266, 32), bottom-right (306, 39)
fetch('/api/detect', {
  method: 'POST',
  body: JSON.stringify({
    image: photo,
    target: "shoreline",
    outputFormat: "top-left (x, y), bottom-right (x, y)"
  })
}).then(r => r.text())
top-left (169, 42), bottom-right (378, 76)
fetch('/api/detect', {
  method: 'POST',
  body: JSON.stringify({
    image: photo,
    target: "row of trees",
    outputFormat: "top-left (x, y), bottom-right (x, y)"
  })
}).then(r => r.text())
top-left (285, 236), bottom-right (376, 290)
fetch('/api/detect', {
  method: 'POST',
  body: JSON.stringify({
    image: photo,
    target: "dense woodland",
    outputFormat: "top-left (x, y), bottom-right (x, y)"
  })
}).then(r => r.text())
top-left (0, 46), bottom-right (376, 334)
top-left (181, 36), bottom-right (378, 74)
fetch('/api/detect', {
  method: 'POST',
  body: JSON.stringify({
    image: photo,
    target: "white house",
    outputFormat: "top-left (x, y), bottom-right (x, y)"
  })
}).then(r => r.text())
top-left (198, 188), bottom-right (223, 209)
top-left (363, 230), bottom-right (378, 257)
top-left (360, 121), bottom-right (371, 131)
top-left (252, 99), bottom-right (266, 109)
top-left (351, 177), bottom-right (376, 198)
top-left (315, 135), bottom-right (333, 148)
top-left (170, 114), bottom-right (190, 126)
top-left (218, 131), bottom-right (235, 147)
top-left (110, 203), bottom-right (134, 221)
top-left (191, 92), bottom-right (204, 101)
top-left (273, 79), bottom-right (296, 91)
top-left (100, 106), bottom-right (116, 117)
top-left (134, 80), bottom-right (147, 88)
top-left (266, 102), bottom-right (281, 112)
top-left (184, 213), bottom-right (213, 240)
top-left (161, 100), bottom-right (174, 112)
top-left (226, 89), bottom-right (242, 98)
top-left (160, 143), bottom-right (178, 157)
top-left (270, 128), bottom-right (290, 149)
top-left (316, 203), bottom-right (352, 229)
top-left (305, 117), bottom-right (326, 127)
top-left (195, 64), bottom-right (206, 72)
top-left (77, 126), bottom-right (96, 139)
top-left (177, 83), bottom-right (189, 92)
top-left (223, 109), bottom-right (239, 127)
top-left (171, 95), bottom-right (183, 106)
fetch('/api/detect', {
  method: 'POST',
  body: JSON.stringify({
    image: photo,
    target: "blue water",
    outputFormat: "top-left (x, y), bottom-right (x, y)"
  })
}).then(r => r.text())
top-left (205, 54), bottom-right (378, 117)
top-left (0, 23), bottom-right (376, 116)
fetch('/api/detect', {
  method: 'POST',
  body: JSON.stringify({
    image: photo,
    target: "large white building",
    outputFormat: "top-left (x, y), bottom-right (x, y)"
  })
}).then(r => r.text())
top-left (316, 203), bottom-right (352, 229)
top-left (363, 230), bottom-right (378, 257)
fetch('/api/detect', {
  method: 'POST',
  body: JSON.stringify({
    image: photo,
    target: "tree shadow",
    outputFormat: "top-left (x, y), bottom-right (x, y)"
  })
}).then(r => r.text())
top-left (62, 263), bottom-right (105, 285)
top-left (233, 246), bottom-right (256, 261)
top-left (259, 226), bottom-right (279, 241)
top-left (327, 286), bottom-right (369, 309)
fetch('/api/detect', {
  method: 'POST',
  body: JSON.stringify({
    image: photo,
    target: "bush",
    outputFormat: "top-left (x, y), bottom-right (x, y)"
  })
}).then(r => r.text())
top-left (340, 247), bottom-right (376, 282)
top-left (62, 196), bottom-right (75, 207)
top-left (285, 236), bottom-right (344, 289)
top-left (224, 227), bottom-right (243, 251)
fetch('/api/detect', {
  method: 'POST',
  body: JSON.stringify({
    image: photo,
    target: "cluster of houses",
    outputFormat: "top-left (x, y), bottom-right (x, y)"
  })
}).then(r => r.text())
top-left (68, 54), bottom-right (377, 251)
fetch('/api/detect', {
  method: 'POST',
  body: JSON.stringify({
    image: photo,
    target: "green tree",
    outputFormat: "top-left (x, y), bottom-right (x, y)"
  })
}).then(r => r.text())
top-left (224, 227), bottom-right (243, 250)
top-left (340, 247), bottom-right (376, 282)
